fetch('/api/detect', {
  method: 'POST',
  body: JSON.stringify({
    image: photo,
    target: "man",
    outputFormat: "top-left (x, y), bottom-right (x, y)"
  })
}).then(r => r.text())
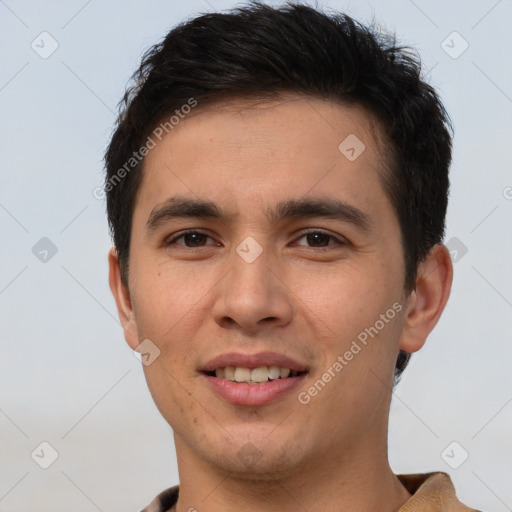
top-left (105, 2), bottom-right (479, 511)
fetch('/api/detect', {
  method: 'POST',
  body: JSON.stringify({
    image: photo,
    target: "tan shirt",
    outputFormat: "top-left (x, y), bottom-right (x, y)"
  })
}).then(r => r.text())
top-left (141, 472), bottom-right (481, 511)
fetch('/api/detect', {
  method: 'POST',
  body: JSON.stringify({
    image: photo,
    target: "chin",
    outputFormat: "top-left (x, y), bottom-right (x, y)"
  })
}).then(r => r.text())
top-left (195, 434), bottom-right (306, 480)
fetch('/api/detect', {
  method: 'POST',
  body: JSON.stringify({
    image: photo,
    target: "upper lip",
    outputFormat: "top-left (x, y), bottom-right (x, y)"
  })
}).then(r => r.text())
top-left (201, 351), bottom-right (308, 372)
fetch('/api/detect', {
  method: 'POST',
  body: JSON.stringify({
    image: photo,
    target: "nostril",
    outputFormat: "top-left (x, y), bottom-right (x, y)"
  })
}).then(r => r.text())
top-left (260, 316), bottom-right (279, 324)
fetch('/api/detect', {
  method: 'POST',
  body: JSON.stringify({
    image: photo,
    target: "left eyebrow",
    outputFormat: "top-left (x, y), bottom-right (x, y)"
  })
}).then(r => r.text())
top-left (268, 198), bottom-right (374, 232)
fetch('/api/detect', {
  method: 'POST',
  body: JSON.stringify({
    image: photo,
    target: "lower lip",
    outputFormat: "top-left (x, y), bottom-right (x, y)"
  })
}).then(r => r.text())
top-left (203, 374), bottom-right (307, 406)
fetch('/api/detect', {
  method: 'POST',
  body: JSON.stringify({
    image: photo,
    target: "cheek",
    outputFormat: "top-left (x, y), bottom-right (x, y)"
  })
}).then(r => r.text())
top-left (288, 262), bottom-right (398, 338)
top-left (130, 257), bottom-right (215, 338)
top-left (131, 265), bottom-right (212, 424)
top-left (288, 264), bottom-right (405, 395)
top-left (141, 358), bottom-right (204, 439)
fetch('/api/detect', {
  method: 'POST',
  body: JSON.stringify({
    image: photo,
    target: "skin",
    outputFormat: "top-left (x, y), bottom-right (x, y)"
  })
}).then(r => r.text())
top-left (109, 94), bottom-right (453, 512)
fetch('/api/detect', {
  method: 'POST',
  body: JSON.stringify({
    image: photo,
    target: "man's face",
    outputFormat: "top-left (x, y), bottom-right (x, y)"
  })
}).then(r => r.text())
top-left (118, 95), bottom-right (411, 477)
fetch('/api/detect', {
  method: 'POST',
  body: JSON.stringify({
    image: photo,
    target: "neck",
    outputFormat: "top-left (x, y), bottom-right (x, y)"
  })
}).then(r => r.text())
top-left (172, 435), bottom-right (411, 512)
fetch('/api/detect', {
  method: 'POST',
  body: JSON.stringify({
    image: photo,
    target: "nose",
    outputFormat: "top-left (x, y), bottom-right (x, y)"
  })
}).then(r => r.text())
top-left (211, 247), bottom-right (293, 334)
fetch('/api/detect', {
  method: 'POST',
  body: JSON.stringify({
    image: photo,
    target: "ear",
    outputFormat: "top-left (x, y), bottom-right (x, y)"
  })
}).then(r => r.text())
top-left (398, 244), bottom-right (453, 353)
top-left (108, 247), bottom-right (140, 350)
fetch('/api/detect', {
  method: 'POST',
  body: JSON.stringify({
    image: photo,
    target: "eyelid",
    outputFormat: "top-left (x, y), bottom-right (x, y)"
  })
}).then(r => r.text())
top-left (165, 229), bottom-right (218, 246)
top-left (292, 228), bottom-right (349, 246)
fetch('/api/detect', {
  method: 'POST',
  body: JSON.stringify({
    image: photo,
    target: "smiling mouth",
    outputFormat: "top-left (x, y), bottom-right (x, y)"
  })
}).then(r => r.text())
top-left (204, 366), bottom-right (306, 385)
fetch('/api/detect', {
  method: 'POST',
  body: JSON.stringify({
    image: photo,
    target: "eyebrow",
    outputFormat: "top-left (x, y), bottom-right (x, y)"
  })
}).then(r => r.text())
top-left (146, 197), bottom-right (222, 233)
top-left (268, 197), bottom-right (373, 232)
top-left (145, 196), bottom-right (373, 233)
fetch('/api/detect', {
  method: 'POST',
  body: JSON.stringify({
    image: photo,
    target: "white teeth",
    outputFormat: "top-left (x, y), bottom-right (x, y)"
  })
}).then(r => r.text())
top-left (250, 367), bottom-right (269, 383)
top-left (280, 367), bottom-right (291, 378)
top-left (224, 366), bottom-right (235, 381)
top-left (268, 366), bottom-right (281, 380)
top-left (213, 365), bottom-right (299, 383)
top-left (234, 367), bottom-right (251, 382)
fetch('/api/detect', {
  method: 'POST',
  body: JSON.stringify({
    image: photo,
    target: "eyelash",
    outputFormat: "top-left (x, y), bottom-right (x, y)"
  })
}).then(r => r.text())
top-left (164, 229), bottom-right (347, 249)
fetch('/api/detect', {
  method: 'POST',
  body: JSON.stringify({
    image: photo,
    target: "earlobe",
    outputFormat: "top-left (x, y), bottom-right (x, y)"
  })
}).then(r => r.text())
top-left (108, 247), bottom-right (140, 350)
top-left (398, 244), bottom-right (453, 353)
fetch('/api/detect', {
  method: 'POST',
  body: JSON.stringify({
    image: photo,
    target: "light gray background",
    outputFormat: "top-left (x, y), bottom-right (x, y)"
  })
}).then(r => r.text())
top-left (1, 0), bottom-right (511, 510)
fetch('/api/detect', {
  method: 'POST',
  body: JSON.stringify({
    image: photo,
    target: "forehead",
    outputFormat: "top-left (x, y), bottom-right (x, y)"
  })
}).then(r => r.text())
top-left (136, 95), bottom-right (394, 224)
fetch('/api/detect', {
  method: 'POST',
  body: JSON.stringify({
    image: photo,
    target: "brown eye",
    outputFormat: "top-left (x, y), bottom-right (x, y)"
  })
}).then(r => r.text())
top-left (181, 232), bottom-right (208, 247)
top-left (294, 230), bottom-right (346, 248)
top-left (166, 230), bottom-right (215, 248)
top-left (305, 232), bottom-right (331, 247)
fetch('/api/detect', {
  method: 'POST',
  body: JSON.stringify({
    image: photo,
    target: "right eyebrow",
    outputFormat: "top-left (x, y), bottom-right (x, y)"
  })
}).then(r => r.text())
top-left (145, 197), bottom-right (222, 234)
